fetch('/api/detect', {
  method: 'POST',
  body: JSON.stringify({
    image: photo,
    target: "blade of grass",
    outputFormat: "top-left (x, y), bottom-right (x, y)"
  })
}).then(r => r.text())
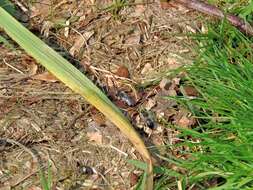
top-left (0, 7), bottom-right (153, 189)
top-left (0, 0), bottom-right (15, 15)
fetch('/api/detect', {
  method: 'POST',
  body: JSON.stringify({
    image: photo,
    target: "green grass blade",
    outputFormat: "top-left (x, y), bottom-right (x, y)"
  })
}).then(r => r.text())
top-left (171, 22), bottom-right (253, 189)
top-left (0, 7), bottom-right (153, 189)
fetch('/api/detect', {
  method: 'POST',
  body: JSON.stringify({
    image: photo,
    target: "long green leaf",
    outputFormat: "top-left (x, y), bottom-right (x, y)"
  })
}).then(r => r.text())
top-left (0, 7), bottom-right (153, 189)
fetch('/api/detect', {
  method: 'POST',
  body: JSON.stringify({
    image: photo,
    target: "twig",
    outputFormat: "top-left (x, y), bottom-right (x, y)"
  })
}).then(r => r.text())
top-left (110, 145), bottom-right (128, 157)
top-left (3, 58), bottom-right (25, 74)
top-left (0, 138), bottom-right (40, 187)
top-left (0, 138), bottom-right (38, 161)
top-left (174, 0), bottom-right (253, 36)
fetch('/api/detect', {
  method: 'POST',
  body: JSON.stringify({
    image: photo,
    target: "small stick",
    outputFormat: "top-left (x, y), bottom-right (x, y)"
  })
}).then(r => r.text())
top-left (3, 58), bottom-right (25, 74)
top-left (174, 0), bottom-right (253, 36)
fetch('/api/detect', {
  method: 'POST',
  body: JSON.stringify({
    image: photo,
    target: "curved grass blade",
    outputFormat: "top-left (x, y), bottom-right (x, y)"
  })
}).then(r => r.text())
top-left (0, 7), bottom-right (153, 189)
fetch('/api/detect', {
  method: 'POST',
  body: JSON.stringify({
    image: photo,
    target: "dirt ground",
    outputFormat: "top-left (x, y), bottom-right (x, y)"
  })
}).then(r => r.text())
top-left (0, 1), bottom-right (202, 189)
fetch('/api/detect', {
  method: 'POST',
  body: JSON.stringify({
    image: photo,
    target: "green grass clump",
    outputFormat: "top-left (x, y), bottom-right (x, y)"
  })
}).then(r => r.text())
top-left (168, 21), bottom-right (253, 189)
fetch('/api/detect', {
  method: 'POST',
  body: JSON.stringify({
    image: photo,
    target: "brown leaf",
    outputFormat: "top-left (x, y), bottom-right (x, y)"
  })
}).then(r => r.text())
top-left (159, 78), bottom-right (171, 91)
top-left (124, 32), bottom-right (141, 45)
top-left (86, 120), bottom-right (103, 144)
top-left (177, 115), bottom-right (192, 127)
top-left (29, 63), bottom-right (38, 75)
top-left (30, 0), bottom-right (51, 18)
top-left (21, 55), bottom-right (38, 75)
top-left (27, 186), bottom-right (42, 190)
top-left (130, 172), bottom-right (139, 187)
top-left (32, 71), bottom-right (58, 82)
top-left (91, 113), bottom-right (106, 126)
top-left (87, 131), bottom-right (103, 145)
top-left (141, 63), bottom-right (153, 75)
top-left (145, 98), bottom-right (157, 111)
top-left (0, 185), bottom-right (11, 190)
top-left (174, 110), bottom-right (196, 128)
top-left (115, 65), bottom-right (130, 78)
top-left (167, 57), bottom-right (181, 70)
top-left (182, 85), bottom-right (199, 97)
top-left (69, 30), bottom-right (94, 56)
top-left (134, 0), bottom-right (146, 15)
top-left (160, 1), bottom-right (178, 9)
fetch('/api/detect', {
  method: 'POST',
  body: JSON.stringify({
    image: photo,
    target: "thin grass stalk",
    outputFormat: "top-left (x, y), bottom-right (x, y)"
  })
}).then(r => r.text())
top-left (175, 0), bottom-right (253, 36)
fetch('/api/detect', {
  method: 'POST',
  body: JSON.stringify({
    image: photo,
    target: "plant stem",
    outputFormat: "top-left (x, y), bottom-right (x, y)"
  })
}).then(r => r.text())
top-left (175, 0), bottom-right (253, 36)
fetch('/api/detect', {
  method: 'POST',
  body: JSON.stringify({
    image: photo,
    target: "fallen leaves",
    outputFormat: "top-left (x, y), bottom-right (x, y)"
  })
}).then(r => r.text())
top-left (30, 0), bottom-right (51, 18)
top-left (174, 109), bottom-right (196, 128)
top-left (87, 130), bottom-right (103, 145)
top-left (28, 187), bottom-right (42, 190)
top-left (124, 29), bottom-right (141, 45)
top-left (160, 0), bottom-right (179, 9)
top-left (182, 85), bottom-right (199, 97)
top-left (86, 120), bottom-right (103, 145)
top-left (32, 71), bottom-right (58, 82)
top-left (115, 65), bottom-right (130, 78)
top-left (69, 30), bottom-right (94, 56)
top-left (141, 63), bottom-right (153, 75)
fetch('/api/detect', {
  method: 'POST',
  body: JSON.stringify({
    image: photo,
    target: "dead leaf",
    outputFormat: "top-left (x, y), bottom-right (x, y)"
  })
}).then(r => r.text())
top-left (159, 78), bottom-right (171, 91)
top-left (0, 185), bottom-right (11, 190)
top-left (174, 110), bottom-right (196, 128)
top-left (167, 57), bottom-right (181, 70)
top-left (160, 0), bottom-right (189, 12)
top-left (172, 77), bottom-right (181, 86)
top-left (91, 113), bottom-right (106, 126)
top-left (130, 172), bottom-right (139, 187)
top-left (167, 89), bottom-right (177, 96)
top-left (29, 63), bottom-right (38, 75)
top-left (69, 30), bottom-right (94, 56)
top-left (87, 131), bottom-right (103, 144)
top-left (28, 186), bottom-right (42, 190)
top-left (32, 71), bottom-right (58, 82)
top-left (160, 1), bottom-right (178, 9)
top-left (115, 65), bottom-right (130, 78)
top-left (135, 0), bottom-right (146, 14)
top-left (124, 31), bottom-right (141, 45)
top-left (182, 85), bottom-right (199, 97)
top-left (30, 0), bottom-right (51, 18)
top-left (141, 63), bottom-right (153, 75)
top-left (176, 115), bottom-right (195, 128)
top-left (86, 121), bottom-right (103, 144)
top-left (21, 55), bottom-right (38, 75)
top-left (145, 98), bottom-right (157, 111)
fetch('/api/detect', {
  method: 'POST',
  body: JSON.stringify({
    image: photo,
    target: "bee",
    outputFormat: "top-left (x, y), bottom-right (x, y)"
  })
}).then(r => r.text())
top-left (135, 109), bottom-right (157, 136)
top-left (140, 109), bottom-right (156, 130)
top-left (116, 91), bottom-right (136, 107)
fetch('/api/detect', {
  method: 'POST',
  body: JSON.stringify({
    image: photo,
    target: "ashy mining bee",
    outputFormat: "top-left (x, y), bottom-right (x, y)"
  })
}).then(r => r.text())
top-left (135, 109), bottom-right (157, 136)
top-left (116, 91), bottom-right (136, 107)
